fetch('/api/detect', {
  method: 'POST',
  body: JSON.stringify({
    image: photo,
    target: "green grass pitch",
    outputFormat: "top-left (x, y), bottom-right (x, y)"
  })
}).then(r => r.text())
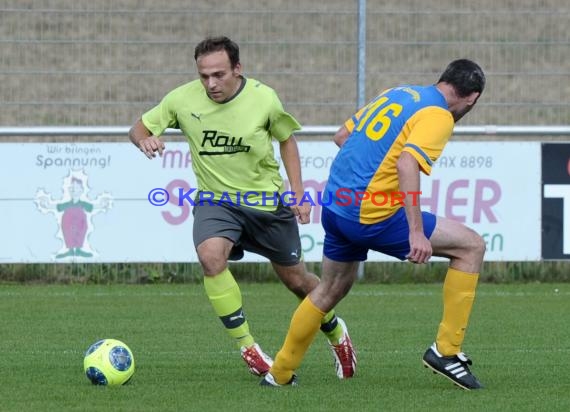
top-left (0, 283), bottom-right (569, 411)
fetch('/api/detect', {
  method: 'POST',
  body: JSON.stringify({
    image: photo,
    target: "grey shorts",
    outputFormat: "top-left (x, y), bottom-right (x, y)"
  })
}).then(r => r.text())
top-left (192, 202), bottom-right (302, 266)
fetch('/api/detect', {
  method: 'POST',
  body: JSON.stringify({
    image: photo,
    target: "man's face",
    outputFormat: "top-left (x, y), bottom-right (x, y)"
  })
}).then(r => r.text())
top-left (451, 92), bottom-right (480, 122)
top-left (451, 103), bottom-right (473, 122)
top-left (196, 50), bottom-right (242, 103)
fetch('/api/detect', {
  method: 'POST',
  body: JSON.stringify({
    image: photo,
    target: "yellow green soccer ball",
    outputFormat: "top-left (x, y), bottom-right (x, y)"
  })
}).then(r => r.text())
top-left (83, 339), bottom-right (135, 386)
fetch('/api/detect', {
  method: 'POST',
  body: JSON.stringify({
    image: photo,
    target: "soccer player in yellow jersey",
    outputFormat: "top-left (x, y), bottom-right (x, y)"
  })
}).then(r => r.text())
top-left (262, 59), bottom-right (486, 389)
top-left (128, 36), bottom-right (356, 379)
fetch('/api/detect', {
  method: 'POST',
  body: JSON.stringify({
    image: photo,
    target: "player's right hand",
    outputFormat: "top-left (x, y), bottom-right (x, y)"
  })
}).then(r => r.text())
top-left (291, 202), bottom-right (311, 225)
top-left (138, 136), bottom-right (165, 159)
top-left (406, 231), bottom-right (432, 264)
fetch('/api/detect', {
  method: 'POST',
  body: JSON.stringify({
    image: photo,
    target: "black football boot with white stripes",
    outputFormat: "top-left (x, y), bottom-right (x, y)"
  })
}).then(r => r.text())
top-left (422, 343), bottom-right (483, 390)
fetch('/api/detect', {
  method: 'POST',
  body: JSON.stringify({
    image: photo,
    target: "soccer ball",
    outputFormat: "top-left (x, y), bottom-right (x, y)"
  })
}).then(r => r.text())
top-left (83, 339), bottom-right (135, 386)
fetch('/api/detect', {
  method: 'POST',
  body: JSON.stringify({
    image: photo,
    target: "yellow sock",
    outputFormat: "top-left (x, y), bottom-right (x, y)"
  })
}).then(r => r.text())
top-left (297, 294), bottom-right (341, 343)
top-left (436, 268), bottom-right (479, 356)
top-left (271, 297), bottom-right (325, 384)
top-left (295, 259), bottom-right (343, 342)
top-left (204, 268), bottom-right (254, 349)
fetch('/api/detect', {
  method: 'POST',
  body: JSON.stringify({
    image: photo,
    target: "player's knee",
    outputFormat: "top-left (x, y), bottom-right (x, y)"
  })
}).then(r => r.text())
top-left (197, 248), bottom-right (227, 275)
top-left (466, 230), bottom-right (486, 262)
top-left (472, 232), bottom-right (486, 256)
top-left (476, 234), bottom-right (487, 256)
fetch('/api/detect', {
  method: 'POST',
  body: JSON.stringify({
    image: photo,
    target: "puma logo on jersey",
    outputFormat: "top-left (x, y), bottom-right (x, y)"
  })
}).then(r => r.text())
top-left (191, 112), bottom-right (202, 121)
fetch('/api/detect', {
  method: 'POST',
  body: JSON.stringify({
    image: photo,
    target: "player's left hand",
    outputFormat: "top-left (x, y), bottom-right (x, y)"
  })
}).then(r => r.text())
top-left (291, 202), bottom-right (311, 225)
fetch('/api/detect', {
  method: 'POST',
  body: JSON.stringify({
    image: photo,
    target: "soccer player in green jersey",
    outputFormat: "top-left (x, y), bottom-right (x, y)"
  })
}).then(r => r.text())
top-left (129, 36), bottom-right (356, 379)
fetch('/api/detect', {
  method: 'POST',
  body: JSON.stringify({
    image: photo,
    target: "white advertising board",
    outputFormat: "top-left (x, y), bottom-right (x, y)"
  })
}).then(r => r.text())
top-left (0, 141), bottom-right (540, 263)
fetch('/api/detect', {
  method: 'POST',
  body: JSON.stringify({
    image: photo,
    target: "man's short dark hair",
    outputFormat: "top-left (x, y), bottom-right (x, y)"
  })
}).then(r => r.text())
top-left (438, 59), bottom-right (486, 97)
top-left (194, 36), bottom-right (240, 68)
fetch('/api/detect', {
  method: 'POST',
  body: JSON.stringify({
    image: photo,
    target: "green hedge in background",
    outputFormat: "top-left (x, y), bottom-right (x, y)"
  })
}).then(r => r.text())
top-left (1, 261), bottom-right (569, 284)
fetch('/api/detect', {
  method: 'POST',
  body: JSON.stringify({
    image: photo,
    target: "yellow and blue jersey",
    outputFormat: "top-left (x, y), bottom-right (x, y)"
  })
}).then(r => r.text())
top-left (324, 85), bottom-right (454, 224)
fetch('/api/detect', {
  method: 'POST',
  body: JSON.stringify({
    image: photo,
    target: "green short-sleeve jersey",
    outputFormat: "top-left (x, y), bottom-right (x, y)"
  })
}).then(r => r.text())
top-left (142, 77), bottom-right (301, 211)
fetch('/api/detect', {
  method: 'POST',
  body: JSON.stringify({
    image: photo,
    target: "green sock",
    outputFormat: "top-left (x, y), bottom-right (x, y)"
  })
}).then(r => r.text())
top-left (204, 268), bottom-right (254, 349)
top-left (320, 310), bottom-right (343, 343)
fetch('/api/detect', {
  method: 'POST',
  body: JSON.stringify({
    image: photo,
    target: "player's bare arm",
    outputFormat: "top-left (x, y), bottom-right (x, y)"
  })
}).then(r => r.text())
top-left (397, 151), bottom-right (432, 264)
top-left (333, 125), bottom-right (350, 148)
top-left (128, 118), bottom-right (165, 159)
top-left (279, 136), bottom-right (311, 224)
